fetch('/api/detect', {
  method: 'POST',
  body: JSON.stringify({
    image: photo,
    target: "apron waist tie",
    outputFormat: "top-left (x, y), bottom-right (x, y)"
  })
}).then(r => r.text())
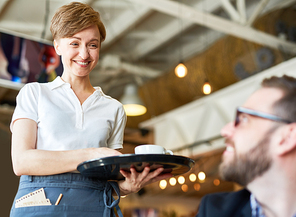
top-left (103, 181), bottom-right (123, 217)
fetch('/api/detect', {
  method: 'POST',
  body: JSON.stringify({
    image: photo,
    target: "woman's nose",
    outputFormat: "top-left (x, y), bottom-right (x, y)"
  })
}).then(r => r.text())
top-left (79, 47), bottom-right (89, 60)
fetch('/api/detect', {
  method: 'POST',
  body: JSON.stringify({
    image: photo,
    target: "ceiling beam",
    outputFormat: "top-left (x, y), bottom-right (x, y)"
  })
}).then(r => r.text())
top-left (127, 0), bottom-right (296, 55)
top-left (246, 0), bottom-right (270, 26)
top-left (268, 0), bottom-right (296, 12)
top-left (128, 0), bottom-right (222, 60)
top-left (95, 0), bottom-right (132, 9)
top-left (101, 5), bottom-right (152, 50)
top-left (0, 0), bottom-right (13, 20)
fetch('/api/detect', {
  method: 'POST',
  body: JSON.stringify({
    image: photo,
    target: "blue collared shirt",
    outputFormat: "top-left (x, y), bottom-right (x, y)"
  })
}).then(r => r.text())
top-left (250, 194), bottom-right (296, 217)
top-left (250, 194), bottom-right (265, 217)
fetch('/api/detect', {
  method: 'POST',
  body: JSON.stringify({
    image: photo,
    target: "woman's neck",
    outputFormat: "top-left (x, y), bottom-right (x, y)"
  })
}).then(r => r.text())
top-left (61, 74), bottom-right (95, 104)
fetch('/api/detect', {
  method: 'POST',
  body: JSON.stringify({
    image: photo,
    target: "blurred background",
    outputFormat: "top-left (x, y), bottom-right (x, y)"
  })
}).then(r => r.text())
top-left (0, 0), bottom-right (296, 216)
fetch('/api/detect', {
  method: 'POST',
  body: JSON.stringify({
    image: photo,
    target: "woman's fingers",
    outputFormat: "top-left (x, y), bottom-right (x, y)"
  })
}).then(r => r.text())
top-left (118, 165), bottom-right (173, 195)
top-left (119, 169), bottom-right (129, 178)
top-left (120, 166), bottom-right (170, 180)
top-left (119, 166), bottom-right (151, 183)
top-left (141, 167), bottom-right (171, 185)
top-left (150, 172), bottom-right (173, 183)
top-left (147, 167), bottom-right (164, 178)
top-left (131, 166), bottom-right (150, 180)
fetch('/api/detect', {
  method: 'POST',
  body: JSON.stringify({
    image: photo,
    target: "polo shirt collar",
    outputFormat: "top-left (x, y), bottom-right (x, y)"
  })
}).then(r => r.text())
top-left (94, 86), bottom-right (111, 99)
top-left (48, 76), bottom-right (70, 90)
top-left (48, 76), bottom-right (109, 98)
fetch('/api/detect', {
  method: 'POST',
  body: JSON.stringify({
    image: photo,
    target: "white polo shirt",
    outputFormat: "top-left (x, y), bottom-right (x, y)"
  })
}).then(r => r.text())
top-left (11, 76), bottom-right (126, 151)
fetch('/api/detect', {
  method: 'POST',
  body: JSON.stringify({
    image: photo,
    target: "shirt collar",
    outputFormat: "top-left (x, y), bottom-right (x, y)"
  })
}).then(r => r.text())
top-left (94, 86), bottom-right (111, 99)
top-left (250, 194), bottom-right (296, 217)
top-left (250, 194), bottom-right (266, 217)
top-left (48, 76), bottom-right (70, 90)
top-left (48, 76), bottom-right (111, 99)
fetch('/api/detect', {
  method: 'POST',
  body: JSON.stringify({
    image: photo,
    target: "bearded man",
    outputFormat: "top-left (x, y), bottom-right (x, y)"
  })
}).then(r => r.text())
top-left (196, 75), bottom-right (296, 217)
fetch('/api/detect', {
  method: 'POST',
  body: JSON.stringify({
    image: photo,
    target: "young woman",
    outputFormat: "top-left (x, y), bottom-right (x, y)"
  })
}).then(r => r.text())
top-left (10, 2), bottom-right (171, 216)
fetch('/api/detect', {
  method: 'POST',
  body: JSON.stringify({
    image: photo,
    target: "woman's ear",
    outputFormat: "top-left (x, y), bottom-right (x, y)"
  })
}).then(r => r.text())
top-left (276, 123), bottom-right (296, 156)
top-left (53, 40), bottom-right (61, 56)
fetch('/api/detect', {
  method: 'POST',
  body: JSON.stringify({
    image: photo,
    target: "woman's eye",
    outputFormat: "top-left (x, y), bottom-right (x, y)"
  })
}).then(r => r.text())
top-left (89, 44), bottom-right (98, 48)
top-left (70, 42), bottom-right (79, 46)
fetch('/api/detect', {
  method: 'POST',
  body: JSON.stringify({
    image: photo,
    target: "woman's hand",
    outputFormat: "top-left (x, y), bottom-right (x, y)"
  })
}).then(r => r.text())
top-left (118, 166), bottom-right (173, 196)
top-left (87, 147), bottom-right (122, 160)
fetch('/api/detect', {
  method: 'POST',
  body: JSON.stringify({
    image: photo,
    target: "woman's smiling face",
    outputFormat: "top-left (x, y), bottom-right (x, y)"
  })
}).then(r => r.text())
top-left (54, 25), bottom-right (101, 78)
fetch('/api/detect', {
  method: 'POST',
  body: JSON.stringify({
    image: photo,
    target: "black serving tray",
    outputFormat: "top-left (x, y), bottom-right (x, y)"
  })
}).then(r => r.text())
top-left (77, 154), bottom-right (195, 180)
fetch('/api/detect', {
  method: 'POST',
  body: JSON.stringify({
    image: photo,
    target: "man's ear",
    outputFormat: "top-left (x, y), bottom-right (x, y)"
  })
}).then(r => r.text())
top-left (53, 40), bottom-right (61, 56)
top-left (276, 123), bottom-right (296, 156)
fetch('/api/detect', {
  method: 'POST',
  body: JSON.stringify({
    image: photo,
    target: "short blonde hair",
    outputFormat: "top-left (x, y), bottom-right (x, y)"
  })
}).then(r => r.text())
top-left (50, 2), bottom-right (106, 42)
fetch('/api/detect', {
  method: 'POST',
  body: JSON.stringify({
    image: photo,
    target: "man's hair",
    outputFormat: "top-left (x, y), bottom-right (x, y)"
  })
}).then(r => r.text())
top-left (50, 2), bottom-right (106, 43)
top-left (262, 75), bottom-right (296, 122)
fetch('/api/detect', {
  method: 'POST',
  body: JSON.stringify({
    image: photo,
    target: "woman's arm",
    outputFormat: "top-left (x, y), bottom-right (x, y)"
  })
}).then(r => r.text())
top-left (12, 119), bottom-right (170, 195)
top-left (11, 118), bottom-right (121, 176)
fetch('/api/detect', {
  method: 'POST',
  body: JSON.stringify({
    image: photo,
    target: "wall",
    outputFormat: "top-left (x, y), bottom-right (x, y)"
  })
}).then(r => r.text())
top-left (1, 129), bottom-right (19, 216)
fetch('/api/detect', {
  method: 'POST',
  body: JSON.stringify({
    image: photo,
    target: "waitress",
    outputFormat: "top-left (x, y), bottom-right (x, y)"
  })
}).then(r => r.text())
top-left (10, 2), bottom-right (171, 217)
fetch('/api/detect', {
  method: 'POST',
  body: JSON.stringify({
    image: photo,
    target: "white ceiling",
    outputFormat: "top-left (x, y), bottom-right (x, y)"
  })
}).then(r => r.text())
top-left (0, 0), bottom-right (295, 99)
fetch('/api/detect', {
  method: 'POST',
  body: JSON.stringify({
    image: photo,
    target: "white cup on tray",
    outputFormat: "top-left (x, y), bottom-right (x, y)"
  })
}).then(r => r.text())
top-left (135, 144), bottom-right (173, 155)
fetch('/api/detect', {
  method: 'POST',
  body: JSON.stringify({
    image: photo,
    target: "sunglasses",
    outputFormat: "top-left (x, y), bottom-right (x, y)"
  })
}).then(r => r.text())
top-left (235, 107), bottom-right (292, 127)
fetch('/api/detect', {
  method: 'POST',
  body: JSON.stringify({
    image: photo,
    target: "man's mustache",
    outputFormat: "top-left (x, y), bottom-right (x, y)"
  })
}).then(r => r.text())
top-left (224, 138), bottom-right (235, 147)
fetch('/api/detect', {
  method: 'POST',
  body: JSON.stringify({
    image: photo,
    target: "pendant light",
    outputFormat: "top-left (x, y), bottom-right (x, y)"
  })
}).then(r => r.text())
top-left (175, 62), bottom-right (187, 78)
top-left (198, 171), bottom-right (206, 181)
top-left (201, 1), bottom-right (212, 95)
top-left (202, 80), bottom-right (212, 95)
top-left (120, 84), bottom-right (147, 116)
top-left (175, 1), bottom-right (187, 78)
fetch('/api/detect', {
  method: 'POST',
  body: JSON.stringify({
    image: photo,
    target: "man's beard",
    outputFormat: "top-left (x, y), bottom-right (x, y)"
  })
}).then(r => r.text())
top-left (219, 127), bottom-right (277, 186)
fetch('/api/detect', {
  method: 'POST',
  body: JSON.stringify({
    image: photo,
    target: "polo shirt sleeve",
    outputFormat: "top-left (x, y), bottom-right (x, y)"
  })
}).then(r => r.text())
top-left (10, 83), bottom-right (39, 132)
top-left (107, 106), bottom-right (127, 150)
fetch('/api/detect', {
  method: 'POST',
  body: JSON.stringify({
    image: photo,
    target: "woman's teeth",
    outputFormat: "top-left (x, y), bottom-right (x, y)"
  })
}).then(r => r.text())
top-left (76, 61), bottom-right (88, 65)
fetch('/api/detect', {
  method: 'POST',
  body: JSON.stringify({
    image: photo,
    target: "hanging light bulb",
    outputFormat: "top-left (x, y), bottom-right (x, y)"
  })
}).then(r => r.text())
top-left (159, 180), bottom-right (167, 190)
top-left (189, 173), bottom-right (197, 182)
top-left (175, 62), bottom-right (187, 78)
top-left (198, 171), bottom-right (206, 181)
top-left (169, 177), bottom-right (177, 186)
top-left (178, 176), bottom-right (185, 184)
top-left (120, 84), bottom-right (147, 116)
top-left (202, 81), bottom-right (211, 95)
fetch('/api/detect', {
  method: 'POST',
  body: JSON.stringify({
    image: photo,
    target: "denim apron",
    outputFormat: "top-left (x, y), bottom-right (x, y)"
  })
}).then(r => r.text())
top-left (10, 173), bottom-right (122, 217)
